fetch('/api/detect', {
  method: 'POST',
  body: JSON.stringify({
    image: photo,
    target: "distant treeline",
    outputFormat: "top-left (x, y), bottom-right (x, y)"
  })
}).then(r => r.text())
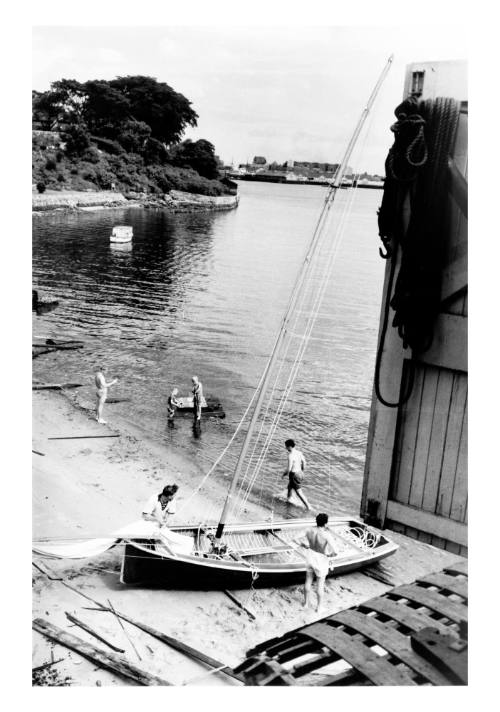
top-left (32, 76), bottom-right (231, 196)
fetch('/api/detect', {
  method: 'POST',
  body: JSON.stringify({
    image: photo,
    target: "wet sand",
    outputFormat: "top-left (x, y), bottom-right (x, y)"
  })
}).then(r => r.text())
top-left (32, 389), bottom-right (465, 686)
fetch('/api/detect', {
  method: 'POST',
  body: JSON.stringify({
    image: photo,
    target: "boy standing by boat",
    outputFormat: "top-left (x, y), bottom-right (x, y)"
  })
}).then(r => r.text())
top-left (296, 512), bottom-right (337, 612)
top-left (282, 438), bottom-right (312, 510)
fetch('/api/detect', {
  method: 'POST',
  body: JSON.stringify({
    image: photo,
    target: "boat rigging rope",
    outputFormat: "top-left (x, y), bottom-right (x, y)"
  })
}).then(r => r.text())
top-left (233, 102), bottom-right (379, 516)
top-left (232, 110), bottom-right (379, 518)
top-left (374, 95), bottom-right (460, 407)
top-left (234, 164), bottom-right (373, 517)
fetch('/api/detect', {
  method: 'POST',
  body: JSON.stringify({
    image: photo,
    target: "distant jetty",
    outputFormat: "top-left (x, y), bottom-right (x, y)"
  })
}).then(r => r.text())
top-left (229, 174), bottom-right (384, 189)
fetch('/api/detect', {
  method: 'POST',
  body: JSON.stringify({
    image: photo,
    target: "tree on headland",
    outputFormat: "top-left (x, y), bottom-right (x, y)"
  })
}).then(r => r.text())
top-left (169, 139), bottom-right (219, 179)
top-left (32, 75), bottom-right (228, 196)
top-left (33, 75), bottom-right (198, 148)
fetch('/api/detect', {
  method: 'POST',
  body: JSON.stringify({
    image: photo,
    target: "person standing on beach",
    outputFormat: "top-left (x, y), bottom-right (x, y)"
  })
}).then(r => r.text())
top-left (167, 387), bottom-right (181, 427)
top-left (282, 438), bottom-right (312, 510)
top-left (142, 484), bottom-right (179, 526)
top-left (295, 513), bottom-right (337, 612)
top-left (192, 376), bottom-right (203, 422)
top-left (95, 366), bottom-right (118, 424)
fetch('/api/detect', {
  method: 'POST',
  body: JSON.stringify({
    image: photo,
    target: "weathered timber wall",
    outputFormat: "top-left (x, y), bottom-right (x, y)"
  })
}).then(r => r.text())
top-left (361, 62), bottom-right (468, 555)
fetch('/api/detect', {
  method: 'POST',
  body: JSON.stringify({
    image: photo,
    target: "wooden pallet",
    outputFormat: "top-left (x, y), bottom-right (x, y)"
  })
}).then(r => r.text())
top-left (234, 560), bottom-right (467, 686)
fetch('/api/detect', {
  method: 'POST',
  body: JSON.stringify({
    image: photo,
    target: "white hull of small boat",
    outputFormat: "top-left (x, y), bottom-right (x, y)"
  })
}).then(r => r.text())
top-left (110, 225), bottom-right (133, 243)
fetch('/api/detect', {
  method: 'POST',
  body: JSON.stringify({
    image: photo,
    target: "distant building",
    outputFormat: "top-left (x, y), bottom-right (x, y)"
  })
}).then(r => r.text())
top-left (253, 156), bottom-right (267, 165)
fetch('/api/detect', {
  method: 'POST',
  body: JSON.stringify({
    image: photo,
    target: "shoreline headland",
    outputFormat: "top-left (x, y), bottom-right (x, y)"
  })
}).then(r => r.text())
top-left (32, 189), bottom-right (239, 216)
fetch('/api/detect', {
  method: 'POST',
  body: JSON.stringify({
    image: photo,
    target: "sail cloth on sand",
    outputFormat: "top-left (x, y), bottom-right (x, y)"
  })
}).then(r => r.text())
top-left (32, 520), bottom-right (194, 559)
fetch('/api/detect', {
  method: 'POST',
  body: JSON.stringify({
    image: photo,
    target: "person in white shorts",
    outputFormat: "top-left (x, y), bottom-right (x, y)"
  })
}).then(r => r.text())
top-left (296, 512), bottom-right (337, 612)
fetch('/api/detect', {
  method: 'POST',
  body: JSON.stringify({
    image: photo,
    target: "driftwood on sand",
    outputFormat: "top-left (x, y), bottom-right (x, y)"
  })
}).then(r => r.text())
top-left (32, 618), bottom-right (171, 686)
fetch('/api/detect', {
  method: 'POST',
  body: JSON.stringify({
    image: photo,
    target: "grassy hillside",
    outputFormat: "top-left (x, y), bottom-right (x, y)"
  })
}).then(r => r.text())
top-left (32, 133), bottom-right (231, 197)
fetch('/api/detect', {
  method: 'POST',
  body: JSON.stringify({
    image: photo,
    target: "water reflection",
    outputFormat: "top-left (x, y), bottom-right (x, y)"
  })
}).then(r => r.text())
top-left (32, 184), bottom-right (385, 516)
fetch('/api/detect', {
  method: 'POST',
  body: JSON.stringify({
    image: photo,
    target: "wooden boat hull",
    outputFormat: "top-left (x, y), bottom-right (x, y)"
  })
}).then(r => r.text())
top-left (120, 518), bottom-right (398, 589)
top-left (175, 396), bottom-right (225, 418)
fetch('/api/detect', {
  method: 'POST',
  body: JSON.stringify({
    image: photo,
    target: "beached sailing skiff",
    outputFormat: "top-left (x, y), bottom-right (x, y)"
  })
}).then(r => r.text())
top-left (120, 518), bottom-right (397, 587)
top-left (33, 57), bottom-right (398, 589)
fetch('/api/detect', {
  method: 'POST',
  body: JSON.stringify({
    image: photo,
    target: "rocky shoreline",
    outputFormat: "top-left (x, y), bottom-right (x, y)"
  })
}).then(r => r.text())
top-left (32, 189), bottom-right (239, 215)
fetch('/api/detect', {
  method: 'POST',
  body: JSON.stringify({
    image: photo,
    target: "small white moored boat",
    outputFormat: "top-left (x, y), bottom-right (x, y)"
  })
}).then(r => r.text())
top-left (110, 225), bottom-right (133, 243)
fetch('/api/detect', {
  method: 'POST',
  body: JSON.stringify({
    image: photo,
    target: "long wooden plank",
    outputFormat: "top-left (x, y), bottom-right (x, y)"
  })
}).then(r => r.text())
top-left (416, 572), bottom-right (468, 600)
top-left (391, 364), bottom-right (425, 505)
top-left (360, 221), bottom-right (409, 526)
top-left (92, 607), bottom-right (244, 683)
top-left (386, 500), bottom-right (468, 547)
top-left (223, 590), bottom-right (257, 620)
top-left (333, 610), bottom-right (451, 685)
top-left (388, 585), bottom-right (468, 623)
top-left (421, 370), bottom-right (454, 513)
top-left (408, 366), bottom-right (439, 508)
top-left (300, 622), bottom-right (416, 685)
top-left (34, 566), bottom-right (244, 685)
top-left (357, 598), bottom-right (452, 635)
top-left (32, 618), bottom-right (171, 686)
top-left (48, 434), bottom-right (120, 440)
top-left (439, 373), bottom-right (467, 518)
top-left (450, 395), bottom-right (468, 522)
top-left (65, 612), bottom-right (125, 653)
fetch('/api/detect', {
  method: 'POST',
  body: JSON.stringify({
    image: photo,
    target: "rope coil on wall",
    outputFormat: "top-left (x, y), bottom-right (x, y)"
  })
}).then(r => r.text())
top-left (374, 95), bottom-right (460, 408)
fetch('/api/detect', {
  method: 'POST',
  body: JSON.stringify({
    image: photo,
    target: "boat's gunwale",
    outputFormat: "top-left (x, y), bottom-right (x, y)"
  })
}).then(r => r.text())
top-left (121, 517), bottom-right (398, 575)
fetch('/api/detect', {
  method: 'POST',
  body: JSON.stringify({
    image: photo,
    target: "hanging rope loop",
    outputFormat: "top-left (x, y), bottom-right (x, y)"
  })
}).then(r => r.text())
top-left (374, 95), bottom-right (461, 407)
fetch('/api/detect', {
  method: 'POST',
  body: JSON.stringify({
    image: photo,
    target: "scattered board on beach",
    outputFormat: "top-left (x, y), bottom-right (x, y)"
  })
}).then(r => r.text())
top-left (32, 383), bottom-right (83, 390)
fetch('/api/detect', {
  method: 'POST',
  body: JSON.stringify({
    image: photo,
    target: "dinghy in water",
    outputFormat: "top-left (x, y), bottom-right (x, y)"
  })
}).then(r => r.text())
top-left (175, 395), bottom-right (225, 418)
top-left (110, 225), bottom-right (133, 243)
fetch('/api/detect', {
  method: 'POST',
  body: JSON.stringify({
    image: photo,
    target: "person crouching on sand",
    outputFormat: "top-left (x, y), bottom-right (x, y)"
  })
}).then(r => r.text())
top-left (95, 366), bottom-right (118, 424)
top-left (142, 484), bottom-right (179, 526)
top-left (295, 512), bottom-right (337, 612)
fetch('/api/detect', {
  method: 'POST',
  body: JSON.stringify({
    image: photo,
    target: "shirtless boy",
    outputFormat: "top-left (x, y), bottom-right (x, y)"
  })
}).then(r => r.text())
top-left (95, 366), bottom-right (118, 424)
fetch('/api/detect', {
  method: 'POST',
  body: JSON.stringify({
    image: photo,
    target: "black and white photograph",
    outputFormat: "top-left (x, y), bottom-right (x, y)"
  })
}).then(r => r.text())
top-left (22, 2), bottom-right (476, 694)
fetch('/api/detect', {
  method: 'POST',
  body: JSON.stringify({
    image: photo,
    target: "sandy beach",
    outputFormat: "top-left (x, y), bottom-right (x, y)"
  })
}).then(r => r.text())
top-left (32, 387), bottom-right (465, 686)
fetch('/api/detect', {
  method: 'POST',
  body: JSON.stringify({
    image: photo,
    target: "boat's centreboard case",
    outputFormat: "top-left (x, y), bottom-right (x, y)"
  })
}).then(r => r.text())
top-left (361, 61), bottom-right (467, 555)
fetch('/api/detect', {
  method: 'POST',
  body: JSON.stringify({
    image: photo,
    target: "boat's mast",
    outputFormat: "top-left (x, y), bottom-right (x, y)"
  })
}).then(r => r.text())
top-left (214, 55), bottom-right (394, 542)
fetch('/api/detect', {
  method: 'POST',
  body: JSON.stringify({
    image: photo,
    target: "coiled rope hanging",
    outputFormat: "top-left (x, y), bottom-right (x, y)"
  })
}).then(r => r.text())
top-left (374, 94), bottom-right (460, 408)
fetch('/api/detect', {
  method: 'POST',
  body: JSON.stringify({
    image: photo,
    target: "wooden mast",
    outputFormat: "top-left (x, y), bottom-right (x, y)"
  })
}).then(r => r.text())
top-left (214, 55), bottom-right (394, 542)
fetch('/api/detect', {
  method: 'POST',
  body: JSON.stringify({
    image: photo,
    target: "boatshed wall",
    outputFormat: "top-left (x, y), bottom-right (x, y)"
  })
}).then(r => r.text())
top-left (360, 62), bottom-right (468, 555)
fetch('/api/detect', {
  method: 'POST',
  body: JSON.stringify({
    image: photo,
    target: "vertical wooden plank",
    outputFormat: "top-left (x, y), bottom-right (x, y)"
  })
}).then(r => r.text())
top-left (450, 394), bottom-right (468, 522)
top-left (361, 193), bottom-right (412, 526)
top-left (430, 535), bottom-right (446, 549)
top-left (408, 366), bottom-right (439, 508)
top-left (436, 373), bottom-right (467, 517)
top-left (461, 292), bottom-right (468, 317)
top-left (421, 370), bottom-right (454, 513)
top-left (391, 364), bottom-right (426, 504)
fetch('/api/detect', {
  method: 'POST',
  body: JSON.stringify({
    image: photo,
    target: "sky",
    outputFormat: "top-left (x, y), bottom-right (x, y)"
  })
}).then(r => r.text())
top-left (32, 25), bottom-right (467, 173)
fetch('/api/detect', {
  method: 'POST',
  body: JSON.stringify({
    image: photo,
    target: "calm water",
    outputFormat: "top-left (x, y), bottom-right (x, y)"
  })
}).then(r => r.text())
top-left (32, 182), bottom-right (385, 520)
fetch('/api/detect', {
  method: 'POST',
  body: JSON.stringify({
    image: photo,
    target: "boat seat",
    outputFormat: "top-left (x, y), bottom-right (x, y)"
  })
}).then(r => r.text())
top-left (236, 544), bottom-right (295, 557)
